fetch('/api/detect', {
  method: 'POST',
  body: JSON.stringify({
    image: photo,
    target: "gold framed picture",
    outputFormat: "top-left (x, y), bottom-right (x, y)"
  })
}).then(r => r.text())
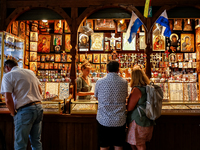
top-left (30, 42), bottom-right (38, 51)
top-left (67, 54), bottom-right (72, 62)
top-left (80, 54), bottom-right (85, 62)
top-left (30, 52), bottom-right (37, 62)
top-left (30, 32), bottom-right (38, 42)
top-left (19, 21), bottom-right (25, 39)
top-left (54, 20), bottom-right (63, 34)
top-left (93, 54), bottom-right (100, 63)
top-left (95, 19), bottom-right (115, 30)
top-left (152, 35), bottom-right (165, 51)
top-left (53, 35), bottom-right (62, 46)
top-left (173, 19), bottom-right (182, 31)
top-left (38, 35), bottom-right (51, 53)
top-left (12, 21), bottom-right (18, 35)
top-left (176, 53), bottom-right (183, 61)
top-left (87, 54), bottom-right (93, 62)
top-left (65, 34), bottom-right (72, 52)
top-left (86, 19), bottom-right (93, 30)
top-left (64, 21), bottom-right (71, 33)
top-left (101, 54), bottom-right (107, 63)
top-left (181, 33), bottom-right (194, 52)
top-left (30, 62), bottom-right (37, 72)
top-left (55, 54), bottom-right (61, 62)
top-left (90, 33), bottom-right (104, 51)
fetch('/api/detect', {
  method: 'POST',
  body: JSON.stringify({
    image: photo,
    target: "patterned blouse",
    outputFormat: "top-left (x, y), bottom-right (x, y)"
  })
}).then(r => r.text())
top-left (95, 73), bottom-right (128, 127)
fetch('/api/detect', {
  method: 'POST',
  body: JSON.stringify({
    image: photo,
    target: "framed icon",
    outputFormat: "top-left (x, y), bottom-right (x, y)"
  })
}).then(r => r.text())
top-left (30, 32), bottom-right (38, 42)
top-left (54, 63), bottom-right (58, 69)
top-left (87, 54), bottom-right (92, 62)
top-left (95, 19), bottom-right (115, 30)
top-left (105, 42), bottom-right (109, 51)
top-left (41, 55), bottom-right (46, 62)
top-left (45, 63), bottom-right (49, 69)
top-left (169, 53), bottom-right (177, 63)
top-left (96, 64), bottom-right (100, 70)
top-left (61, 53), bottom-right (67, 62)
top-left (183, 19), bottom-right (192, 31)
top-left (80, 54), bottom-right (85, 62)
top-left (55, 54), bottom-right (61, 62)
top-left (181, 33), bottom-right (194, 52)
top-left (25, 51), bottom-right (29, 65)
top-left (38, 35), bottom-right (51, 53)
top-left (50, 55), bottom-right (55, 62)
top-left (59, 63), bottom-right (63, 69)
top-left (79, 33), bottom-right (89, 51)
top-left (117, 20), bottom-right (127, 32)
top-left (67, 54), bottom-right (72, 62)
top-left (176, 53), bottom-right (183, 61)
top-left (30, 42), bottom-right (37, 51)
top-left (40, 63), bottom-right (45, 69)
top-left (30, 62), bottom-right (37, 71)
top-left (173, 19), bottom-right (182, 31)
top-left (46, 54), bottom-right (50, 62)
top-left (90, 33), bottom-right (104, 51)
top-left (123, 33), bottom-right (136, 50)
top-left (93, 54), bottom-right (100, 63)
top-left (53, 35), bottom-right (62, 46)
top-left (19, 21), bottom-right (25, 39)
top-left (37, 55), bottom-right (41, 62)
top-left (64, 21), bottom-right (71, 33)
top-left (26, 23), bottom-right (30, 36)
top-left (54, 20), bottom-right (63, 34)
top-left (65, 34), bottom-right (72, 52)
top-left (37, 62), bottom-right (41, 69)
top-left (25, 36), bottom-right (29, 50)
top-left (86, 19), bottom-right (93, 30)
top-left (49, 63), bottom-right (53, 69)
top-left (116, 41), bottom-right (121, 50)
top-left (101, 54), bottom-right (107, 63)
top-left (12, 21), bottom-right (18, 35)
top-left (152, 35), bottom-right (165, 51)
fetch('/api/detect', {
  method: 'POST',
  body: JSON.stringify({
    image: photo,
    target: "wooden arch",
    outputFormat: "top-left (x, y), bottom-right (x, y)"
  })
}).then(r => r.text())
top-left (5, 6), bottom-right (72, 31)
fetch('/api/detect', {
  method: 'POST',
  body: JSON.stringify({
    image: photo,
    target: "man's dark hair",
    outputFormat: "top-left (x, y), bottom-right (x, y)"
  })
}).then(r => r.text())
top-left (4, 59), bottom-right (18, 68)
top-left (107, 61), bottom-right (119, 72)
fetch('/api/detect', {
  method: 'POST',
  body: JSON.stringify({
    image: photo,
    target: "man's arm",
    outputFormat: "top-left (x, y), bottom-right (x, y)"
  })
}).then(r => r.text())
top-left (5, 92), bottom-right (15, 116)
top-left (38, 85), bottom-right (42, 95)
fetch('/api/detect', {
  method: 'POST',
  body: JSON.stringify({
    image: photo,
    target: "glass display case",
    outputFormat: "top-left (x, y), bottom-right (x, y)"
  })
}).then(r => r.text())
top-left (0, 31), bottom-right (25, 88)
top-left (42, 100), bottom-right (64, 114)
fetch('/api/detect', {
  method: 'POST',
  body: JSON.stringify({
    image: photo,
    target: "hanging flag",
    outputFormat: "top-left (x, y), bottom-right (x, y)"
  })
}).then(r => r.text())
top-left (144, 0), bottom-right (151, 18)
top-left (156, 10), bottom-right (171, 37)
top-left (126, 11), bottom-right (143, 43)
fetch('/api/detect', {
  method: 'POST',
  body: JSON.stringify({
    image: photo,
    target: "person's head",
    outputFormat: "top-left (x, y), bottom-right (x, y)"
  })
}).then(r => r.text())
top-left (81, 60), bottom-right (91, 76)
top-left (185, 37), bottom-right (189, 43)
top-left (130, 65), bottom-right (150, 87)
top-left (107, 61), bottom-right (119, 73)
top-left (42, 37), bottom-right (46, 44)
top-left (4, 59), bottom-right (18, 73)
top-left (172, 35), bottom-right (177, 42)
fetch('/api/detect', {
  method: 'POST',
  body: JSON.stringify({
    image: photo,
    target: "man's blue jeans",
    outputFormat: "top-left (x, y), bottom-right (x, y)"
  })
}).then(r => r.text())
top-left (13, 103), bottom-right (43, 150)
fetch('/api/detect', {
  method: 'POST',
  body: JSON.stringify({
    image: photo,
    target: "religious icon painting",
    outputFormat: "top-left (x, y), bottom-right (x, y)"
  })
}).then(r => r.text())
top-left (79, 54), bottom-right (85, 62)
top-left (93, 54), bottom-right (100, 63)
top-left (101, 54), bottom-right (107, 63)
top-left (40, 63), bottom-right (45, 69)
top-left (37, 62), bottom-right (40, 69)
top-left (12, 21), bottom-right (18, 35)
top-left (67, 54), bottom-right (72, 62)
top-left (184, 53), bottom-right (189, 61)
top-left (38, 35), bottom-right (51, 53)
top-left (90, 33), bottom-right (104, 51)
top-left (188, 53), bottom-right (193, 62)
top-left (96, 64), bottom-right (100, 70)
top-left (45, 63), bottom-right (49, 69)
top-left (26, 24), bottom-right (30, 36)
top-left (31, 24), bottom-right (38, 32)
top-left (55, 54), bottom-right (61, 62)
top-left (50, 55), bottom-right (55, 62)
top-left (192, 53), bottom-right (197, 60)
top-left (183, 19), bottom-right (192, 31)
top-left (122, 33), bottom-right (136, 50)
top-left (169, 53), bottom-right (177, 63)
top-left (91, 64), bottom-right (96, 70)
top-left (65, 34), bottom-right (72, 52)
top-left (87, 54), bottom-right (92, 62)
top-left (183, 62), bottom-right (188, 68)
top-left (196, 28), bottom-right (200, 44)
top-left (170, 33), bottom-right (179, 47)
top-left (53, 35), bottom-right (62, 46)
top-left (85, 19), bottom-right (93, 30)
top-left (181, 33), bottom-right (194, 52)
top-left (54, 63), bottom-right (58, 69)
top-left (192, 62), bottom-right (197, 68)
top-left (30, 52), bottom-right (37, 62)
top-left (37, 55), bottom-right (40, 62)
top-left (164, 62), bottom-right (169, 68)
top-left (58, 63), bottom-right (63, 69)
top-left (64, 64), bottom-right (68, 70)
top-left (117, 20), bottom-right (127, 32)
top-left (25, 36), bottom-right (29, 50)
top-left (159, 62), bottom-right (164, 68)
top-left (46, 54), bottom-right (50, 62)
top-left (54, 46), bottom-right (61, 53)
top-left (178, 62), bottom-right (183, 68)
top-left (188, 62), bottom-right (192, 68)
top-left (49, 63), bottom-right (53, 69)
top-left (19, 21), bottom-right (25, 39)
top-left (61, 53), bottom-right (67, 62)
top-left (95, 19), bottom-right (116, 30)
top-left (152, 35), bottom-right (165, 51)
top-left (173, 19), bottom-right (182, 31)
top-left (79, 33), bottom-right (89, 51)
top-left (54, 20), bottom-right (63, 34)
top-left (41, 55), bottom-right (46, 62)
top-left (168, 19), bottom-right (173, 33)
top-left (64, 21), bottom-right (71, 33)
top-left (116, 42), bottom-right (121, 50)
top-left (139, 32), bottom-right (146, 50)
top-left (30, 62), bottom-right (37, 72)
top-left (30, 42), bottom-right (38, 51)
top-left (108, 54), bottom-right (112, 61)
top-left (176, 53), bottom-right (183, 61)
top-left (105, 42), bottom-right (109, 51)
top-left (101, 64), bottom-right (106, 70)
top-left (25, 51), bottom-right (29, 65)
top-left (30, 32), bottom-right (38, 42)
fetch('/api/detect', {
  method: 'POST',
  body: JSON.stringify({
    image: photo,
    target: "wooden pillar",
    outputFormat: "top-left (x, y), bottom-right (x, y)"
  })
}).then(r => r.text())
top-left (145, 18), bottom-right (152, 78)
top-left (0, 0), bottom-right (7, 30)
top-left (70, 7), bottom-right (78, 100)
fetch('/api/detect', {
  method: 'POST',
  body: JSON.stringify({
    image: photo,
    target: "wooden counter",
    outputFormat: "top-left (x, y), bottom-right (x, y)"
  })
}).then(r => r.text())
top-left (0, 111), bottom-right (200, 150)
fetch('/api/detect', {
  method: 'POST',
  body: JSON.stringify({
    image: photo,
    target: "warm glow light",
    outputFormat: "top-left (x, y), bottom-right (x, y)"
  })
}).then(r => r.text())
top-left (120, 19), bottom-right (124, 24)
top-left (42, 20), bottom-right (48, 23)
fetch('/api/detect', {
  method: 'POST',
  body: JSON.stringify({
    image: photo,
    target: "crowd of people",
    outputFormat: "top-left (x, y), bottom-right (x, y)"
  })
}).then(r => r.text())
top-left (2, 59), bottom-right (154, 150)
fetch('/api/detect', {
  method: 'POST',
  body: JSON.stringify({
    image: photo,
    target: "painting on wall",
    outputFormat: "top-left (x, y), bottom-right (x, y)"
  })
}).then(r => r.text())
top-left (90, 33), bottom-right (104, 51)
top-left (181, 33), bottom-right (194, 52)
top-left (38, 35), bottom-right (51, 53)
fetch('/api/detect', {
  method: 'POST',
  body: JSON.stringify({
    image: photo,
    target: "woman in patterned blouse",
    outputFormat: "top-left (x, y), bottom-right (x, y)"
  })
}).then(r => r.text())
top-left (77, 60), bottom-right (94, 100)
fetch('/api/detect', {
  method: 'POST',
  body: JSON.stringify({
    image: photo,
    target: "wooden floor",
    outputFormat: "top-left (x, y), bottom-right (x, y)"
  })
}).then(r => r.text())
top-left (0, 113), bottom-right (200, 150)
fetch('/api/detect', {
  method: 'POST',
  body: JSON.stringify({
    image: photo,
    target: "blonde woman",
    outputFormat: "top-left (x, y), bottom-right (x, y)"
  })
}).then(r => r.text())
top-left (77, 60), bottom-right (94, 100)
top-left (126, 66), bottom-right (154, 150)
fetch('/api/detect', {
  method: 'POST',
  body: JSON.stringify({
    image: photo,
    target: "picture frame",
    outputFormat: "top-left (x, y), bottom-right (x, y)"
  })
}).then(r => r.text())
top-left (79, 33), bottom-right (89, 51)
top-left (25, 51), bottom-right (29, 65)
top-left (30, 42), bottom-right (38, 51)
top-left (159, 62), bottom-right (164, 68)
top-left (37, 62), bottom-right (41, 69)
top-left (170, 33), bottom-right (179, 47)
top-left (19, 21), bottom-right (25, 39)
top-left (41, 55), bottom-right (46, 62)
top-left (30, 62), bottom-right (37, 71)
top-left (59, 63), bottom-right (63, 69)
top-left (169, 53), bottom-right (177, 63)
top-left (85, 19), bottom-right (93, 30)
top-left (30, 52), bottom-right (37, 62)
top-left (45, 63), bottom-right (49, 69)
top-left (90, 33), bottom-right (104, 51)
top-left (12, 21), bottom-right (18, 35)
top-left (49, 63), bottom-right (53, 69)
top-left (30, 32), bottom-right (38, 42)
top-left (46, 54), bottom-right (50, 62)
top-left (38, 35), bottom-right (51, 53)
top-left (54, 46), bottom-right (61, 53)
top-left (61, 53), bottom-right (67, 62)
top-left (37, 55), bottom-right (41, 62)
top-left (54, 20), bottom-right (63, 34)
top-left (55, 54), bottom-right (61, 62)
top-left (100, 64), bottom-right (106, 70)
top-left (40, 63), bottom-right (45, 69)
top-left (176, 53), bottom-right (183, 61)
top-left (116, 41), bottom-right (121, 50)
top-left (53, 35), bottom-right (62, 46)
top-left (64, 64), bottom-right (68, 70)
top-left (181, 33), bottom-right (194, 52)
top-left (178, 62), bottom-right (183, 68)
top-left (105, 42), bottom-right (109, 51)
top-left (87, 54), bottom-right (92, 62)
top-left (95, 19), bottom-right (115, 30)
top-left (123, 33), bottom-right (136, 50)
top-left (117, 20), bottom-right (127, 32)
top-left (101, 54), bottom-right (107, 63)
top-left (93, 54), bottom-right (100, 63)
top-left (184, 53), bottom-right (189, 61)
top-left (79, 54), bottom-right (85, 62)
top-left (67, 54), bottom-right (72, 62)
top-left (25, 36), bottom-right (29, 50)
top-left (183, 19), bottom-right (192, 31)
top-left (193, 62), bottom-right (197, 68)
top-left (26, 24), bottom-right (30, 36)
top-left (173, 19), bottom-right (182, 31)
top-left (54, 63), bottom-right (58, 69)
top-left (96, 64), bottom-right (100, 70)
top-left (152, 35), bottom-right (165, 51)
top-left (188, 62), bottom-right (192, 68)
top-left (91, 64), bottom-right (96, 70)
top-left (31, 25), bottom-right (38, 32)
top-left (183, 62), bottom-right (188, 68)
top-left (65, 34), bottom-right (72, 52)
top-left (50, 55), bottom-right (55, 62)
top-left (64, 21), bottom-right (71, 33)
top-left (139, 32), bottom-right (146, 50)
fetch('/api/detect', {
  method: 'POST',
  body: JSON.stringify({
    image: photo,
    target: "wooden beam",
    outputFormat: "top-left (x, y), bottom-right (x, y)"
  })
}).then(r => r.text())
top-left (0, 0), bottom-right (7, 30)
